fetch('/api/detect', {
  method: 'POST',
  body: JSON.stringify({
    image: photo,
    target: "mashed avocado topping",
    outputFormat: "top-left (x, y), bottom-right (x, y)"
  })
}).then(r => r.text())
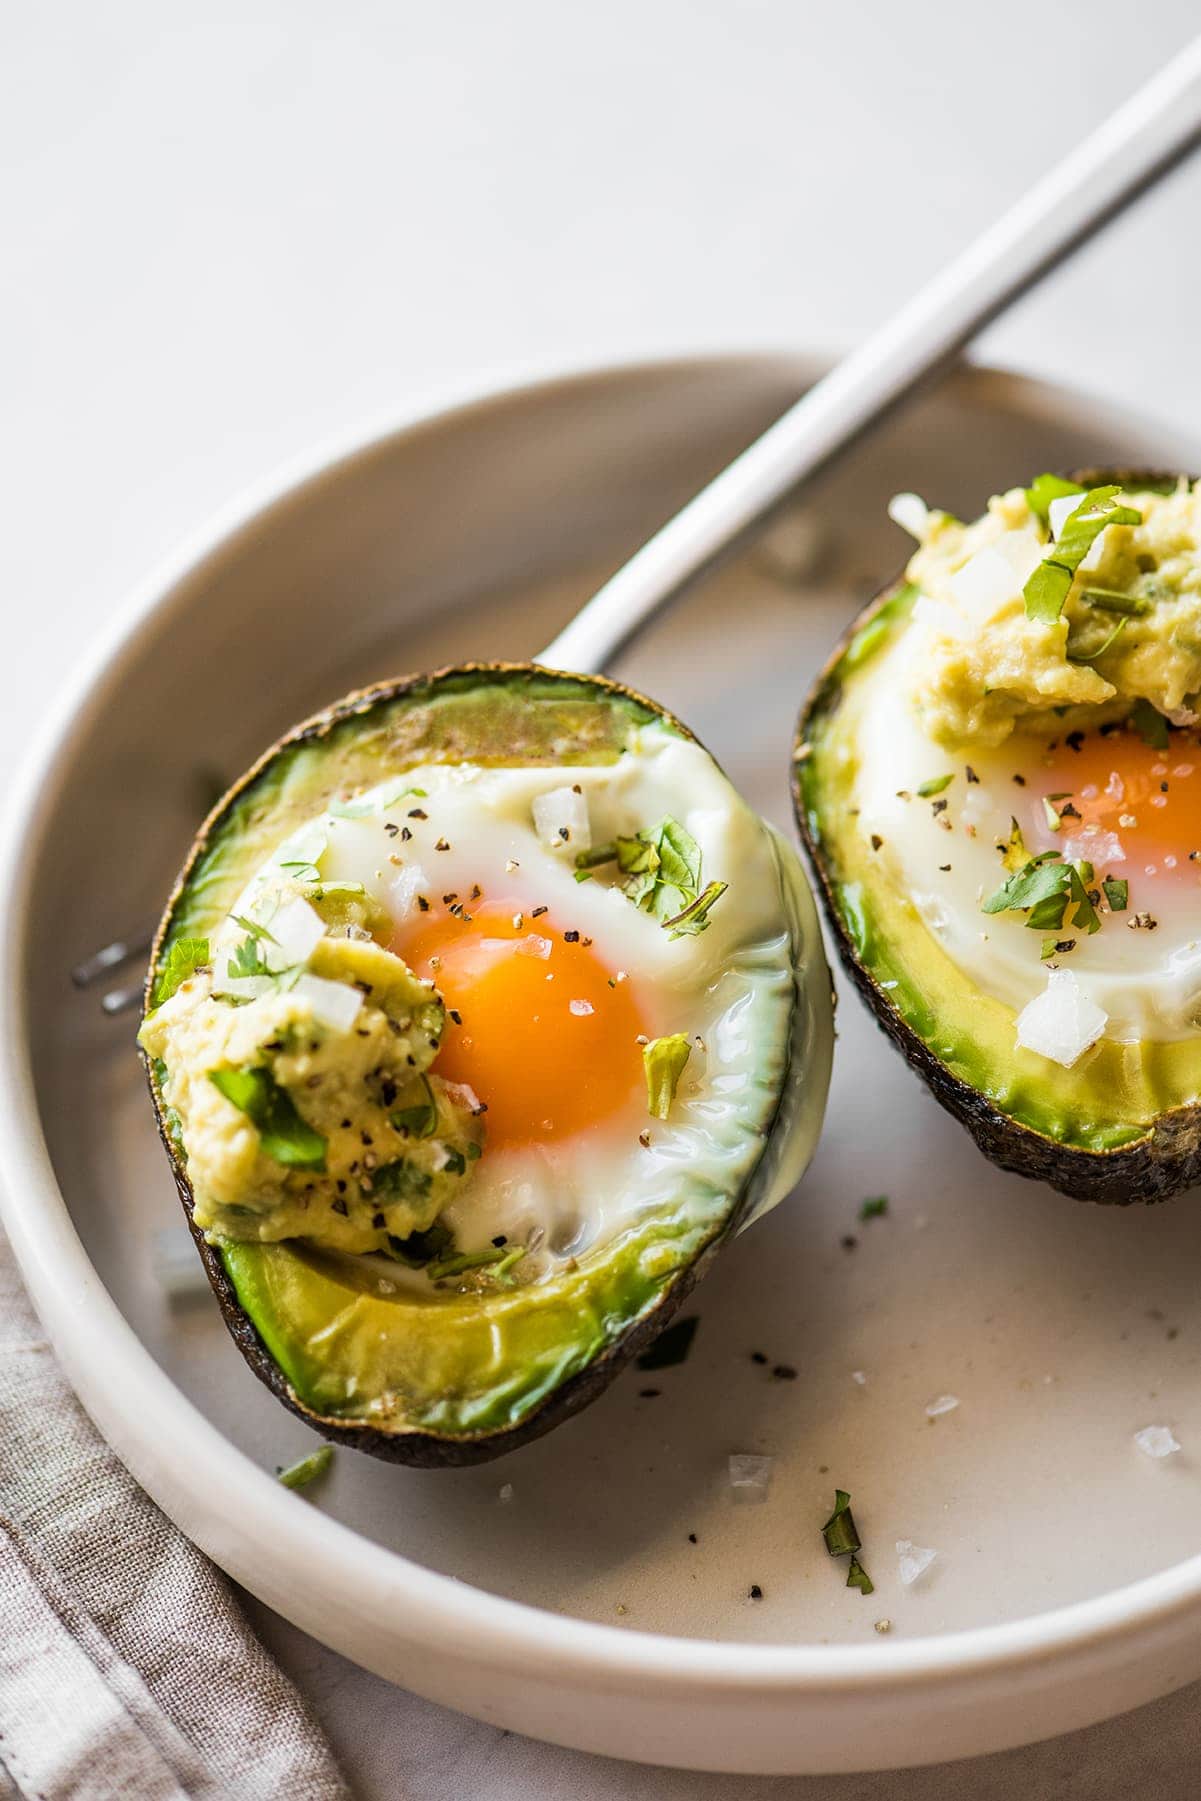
top-left (139, 894), bottom-right (482, 1253)
top-left (896, 478), bottom-right (1201, 748)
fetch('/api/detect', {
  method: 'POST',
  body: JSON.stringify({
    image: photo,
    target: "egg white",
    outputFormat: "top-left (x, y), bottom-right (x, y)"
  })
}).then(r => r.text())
top-left (217, 724), bottom-right (802, 1266)
top-left (852, 622), bottom-right (1201, 1042)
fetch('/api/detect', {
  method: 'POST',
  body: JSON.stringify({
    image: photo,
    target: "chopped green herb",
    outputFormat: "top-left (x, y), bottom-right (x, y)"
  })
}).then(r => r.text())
top-left (426, 1245), bottom-right (511, 1281)
top-left (983, 850), bottom-right (1100, 937)
top-left (643, 1034), bottom-right (692, 1120)
top-left (859, 1195), bottom-right (888, 1221)
top-left (664, 880), bottom-right (728, 939)
top-left (821, 1489), bottom-right (861, 1558)
top-left (208, 1065), bottom-right (327, 1169)
top-left (574, 842), bottom-right (618, 872)
top-left (278, 858), bottom-right (323, 883)
top-left (440, 1147), bottom-right (467, 1177)
top-left (636, 1315), bottom-right (699, 1370)
top-left (1080, 586), bottom-right (1152, 618)
top-left (227, 933), bottom-right (275, 980)
top-left (1024, 472), bottom-right (1083, 524)
top-left (916, 774), bottom-right (953, 798)
top-left (229, 913), bottom-right (279, 945)
top-left (1023, 487), bottom-right (1142, 623)
top-left (151, 937), bottom-right (210, 1007)
top-left (1131, 698), bottom-right (1170, 750)
top-left (390, 1073), bottom-right (438, 1139)
top-left (1103, 876), bottom-right (1129, 911)
top-left (372, 1160), bottom-right (434, 1205)
top-left (846, 1555), bottom-right (875, 1595)
top-left (1041, 796), bottom-right (1063, 833)
top-left (277, 1444), bottom-right (334, 1490)
top-left (1069, 615), bottom-right (1128, 664)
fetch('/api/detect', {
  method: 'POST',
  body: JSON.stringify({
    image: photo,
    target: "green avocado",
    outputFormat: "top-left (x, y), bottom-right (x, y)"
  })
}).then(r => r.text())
top-left (145, 664), bottom-right (833, 1463)
top-left (795, 471), bottom-right (1201, 1206)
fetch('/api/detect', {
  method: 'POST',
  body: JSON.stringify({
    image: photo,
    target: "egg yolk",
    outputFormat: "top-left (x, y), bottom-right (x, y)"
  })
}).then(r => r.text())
top-left (1030, 725), bottom-right (1201, 876)
top-left (393, 900), bottom-right (649, 1152)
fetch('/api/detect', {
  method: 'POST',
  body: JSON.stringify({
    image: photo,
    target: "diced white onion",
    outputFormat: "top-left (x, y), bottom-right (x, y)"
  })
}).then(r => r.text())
top-left (1015, 969), bottom-right (1107, 1068)
top-left (911, 593), bottom-right (971, 641)
top-left (993, 527), bottom-right (1044, 585)
top-left (948, 546), bottom-right (1018, 622)
top-left (1048, 493), bottom-right (1082, 539)
top-left (887, 491), bottom-right (929, 539)
top-left (896, 1540), bottom-right (938, 1586)
top-left (268, 895), bottom-right (326, 968)
top-left (293, 973), bottom-right (364, 1032)
top-left (728, 1453), bottom-right (774, 1504)
top-left (1134, 1424), bottom-right (1181, 1459)
top-left (532, 785), bottom-right (591, 852)
top-left (851, 1370), bottom-right (867, 1386)
top-left (925, 1393), bottom-right (959, 1418)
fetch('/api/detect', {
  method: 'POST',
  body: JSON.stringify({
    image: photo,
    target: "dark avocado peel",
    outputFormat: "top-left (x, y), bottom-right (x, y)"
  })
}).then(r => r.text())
top-left (144, 664), bottom-right (831, 1465)
top-left (794, 470), bottom-right (1201, 1207)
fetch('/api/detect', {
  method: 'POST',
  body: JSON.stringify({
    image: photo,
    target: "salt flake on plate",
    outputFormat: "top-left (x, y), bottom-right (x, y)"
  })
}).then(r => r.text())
top-left (896, 1541), bottom-right (938, 1586)
top-left (728, 1453), bottom-right (774, 1504)
top-left (1134, 1424), bottom-right (1181, 1459)
top-left (925, 1394), bottom-right (959, 1418)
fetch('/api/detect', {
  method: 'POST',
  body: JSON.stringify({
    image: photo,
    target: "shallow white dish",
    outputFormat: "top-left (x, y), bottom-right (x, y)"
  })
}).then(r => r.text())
top-left (4, 352), bottom-right (1201, 1775)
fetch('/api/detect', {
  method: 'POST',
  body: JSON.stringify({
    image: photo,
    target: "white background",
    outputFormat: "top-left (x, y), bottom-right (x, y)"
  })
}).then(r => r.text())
top-left (6, 3), bottom-right (1201, 1794)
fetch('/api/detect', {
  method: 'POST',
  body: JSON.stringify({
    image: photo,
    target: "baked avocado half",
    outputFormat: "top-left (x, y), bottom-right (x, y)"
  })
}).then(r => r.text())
top-left (796, 470), bottom-right (1201, 1206)
top-left (142, 664), bottom-right (832, 1464)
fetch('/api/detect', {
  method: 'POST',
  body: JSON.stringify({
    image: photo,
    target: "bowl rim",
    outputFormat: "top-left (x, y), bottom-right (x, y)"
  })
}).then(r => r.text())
top-left (3, 344), bottom-right (1200, 1711)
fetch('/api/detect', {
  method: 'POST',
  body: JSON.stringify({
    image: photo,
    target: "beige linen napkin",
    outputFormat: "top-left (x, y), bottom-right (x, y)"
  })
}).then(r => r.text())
top-left (0, 1226), bottom-right (350, 1801)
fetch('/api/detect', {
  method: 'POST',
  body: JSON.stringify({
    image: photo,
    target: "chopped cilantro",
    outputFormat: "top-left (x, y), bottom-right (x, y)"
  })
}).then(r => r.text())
top-left (1103, 876), bottom-right (1128, 911)
top-left (846, 1556), bottom-right (875, 1595)
top-left (372, 1160), bottom-right (433, 1205)
top-left (916, 774), bottom-right (953, 798)
top-left (821, 1490), bottom-right (861, 1558)
top-left (427, 1244), bottom-right (512, 1281)
top-left (983, 851), bottom-right (1099, 936)
top-left (1024, 472), bottom-right (1083, 524)
top-left (664, 880), bottom-right (728, 939)
top-left (859, 1195), bottom-right (888, 1221)
top-left (636, 1314), bottom-right (699, 1370)
top-left (277, 1444), bottom-right (334, 1490)
top-left (208, 1065), bottom-right (327, 1169)
top-left (1080, 586), bottom-right (1151, 618)
top-left (643, 1033), bottom-right (692, 1119)
top-left (151, 937), bottom-right (210, 1007)
top-left (227, 934), bottom-right (275, 980)
top-left (1023, 487), bottom-right (1142, 623)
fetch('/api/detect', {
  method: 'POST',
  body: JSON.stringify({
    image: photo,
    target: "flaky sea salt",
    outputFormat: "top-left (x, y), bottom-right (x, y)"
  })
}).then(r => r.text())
top-left (896, 1541), bottom-right (938, 1586)
top-left (925, 1394), bottom-right (959, 1418)
top-left (1134, 1425), bottom-right (1181, 1460)
top-left (728, 1453), bottom-right (774, 1504)
top-left (498, 1483), bottom-right (514, 1503)
top-left (851, 1370), bottom-right (868, 1386)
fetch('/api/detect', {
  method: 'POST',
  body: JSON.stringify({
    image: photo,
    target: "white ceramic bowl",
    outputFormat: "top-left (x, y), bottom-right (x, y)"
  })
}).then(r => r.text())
top-left (4, 353), bottom-right (1201, 1775)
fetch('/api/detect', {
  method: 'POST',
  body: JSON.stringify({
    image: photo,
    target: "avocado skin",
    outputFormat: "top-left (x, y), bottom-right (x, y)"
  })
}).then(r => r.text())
top-left (145, 663), bottom-right (775, 1464)
top-left (793, 469), bottom-right (1201, 1208)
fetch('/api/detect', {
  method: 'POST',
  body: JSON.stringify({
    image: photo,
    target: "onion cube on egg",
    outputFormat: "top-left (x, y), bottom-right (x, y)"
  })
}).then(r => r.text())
top-left (1015, 969), bottom-right (1107, 1069)
top-left (532, 785), bottom-right (591, 852)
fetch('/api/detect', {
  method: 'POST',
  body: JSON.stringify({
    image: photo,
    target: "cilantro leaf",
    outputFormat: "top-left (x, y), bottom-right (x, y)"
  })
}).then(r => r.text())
top-left (846, 1555), bottom-right (875, 1596)
top-left (916, 774), bottom-right (953, 797)
top-left (1080, 586), bottom-right (1151, 618)
top-left (859, 1195), bottom-right (888, 1221)
top-left (821, 1490), bottom-right (861, 1558)
top-left (1023, 487), bottom-right (1142, 623)
top-left (1103, 876), bottom-right (1128, 912)
top-left (644, 1033), bottom-right (692, 1120)
top-left (227, 934), bottom-right (274, 980)
top-left (208, 1065), bottom-right (327, 1169)
top-left (665, 879), bottom-right (728, 938)
top-left (1024, 472), bottom-right (1083, 525)
top-left (372, 1160), bottom-right (433, 1205)
top-left (151, 937), bottom-right (210, 1007)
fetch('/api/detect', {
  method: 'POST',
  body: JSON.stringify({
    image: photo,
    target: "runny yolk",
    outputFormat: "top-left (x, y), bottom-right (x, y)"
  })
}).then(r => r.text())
top-left (1030, 726), bottom-right (1201, 875)
top-left (393, 900), bottom-right (649, 1153)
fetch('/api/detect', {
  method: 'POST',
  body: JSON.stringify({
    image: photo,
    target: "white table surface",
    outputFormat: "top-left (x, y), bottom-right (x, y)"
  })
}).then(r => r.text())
top-left (6, 3), bottom-right (1201, 1793)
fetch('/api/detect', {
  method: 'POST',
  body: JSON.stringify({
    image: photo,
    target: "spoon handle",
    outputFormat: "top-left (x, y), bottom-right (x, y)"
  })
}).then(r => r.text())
top-left (540, 36), bottom-right (1201, 678)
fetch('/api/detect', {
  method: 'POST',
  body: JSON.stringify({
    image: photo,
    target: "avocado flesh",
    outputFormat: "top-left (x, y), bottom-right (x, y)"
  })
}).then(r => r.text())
top-left (148, 665), bottom-right (830, 1460)
top-left (797, 582), bottom-right (1201, 1204)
